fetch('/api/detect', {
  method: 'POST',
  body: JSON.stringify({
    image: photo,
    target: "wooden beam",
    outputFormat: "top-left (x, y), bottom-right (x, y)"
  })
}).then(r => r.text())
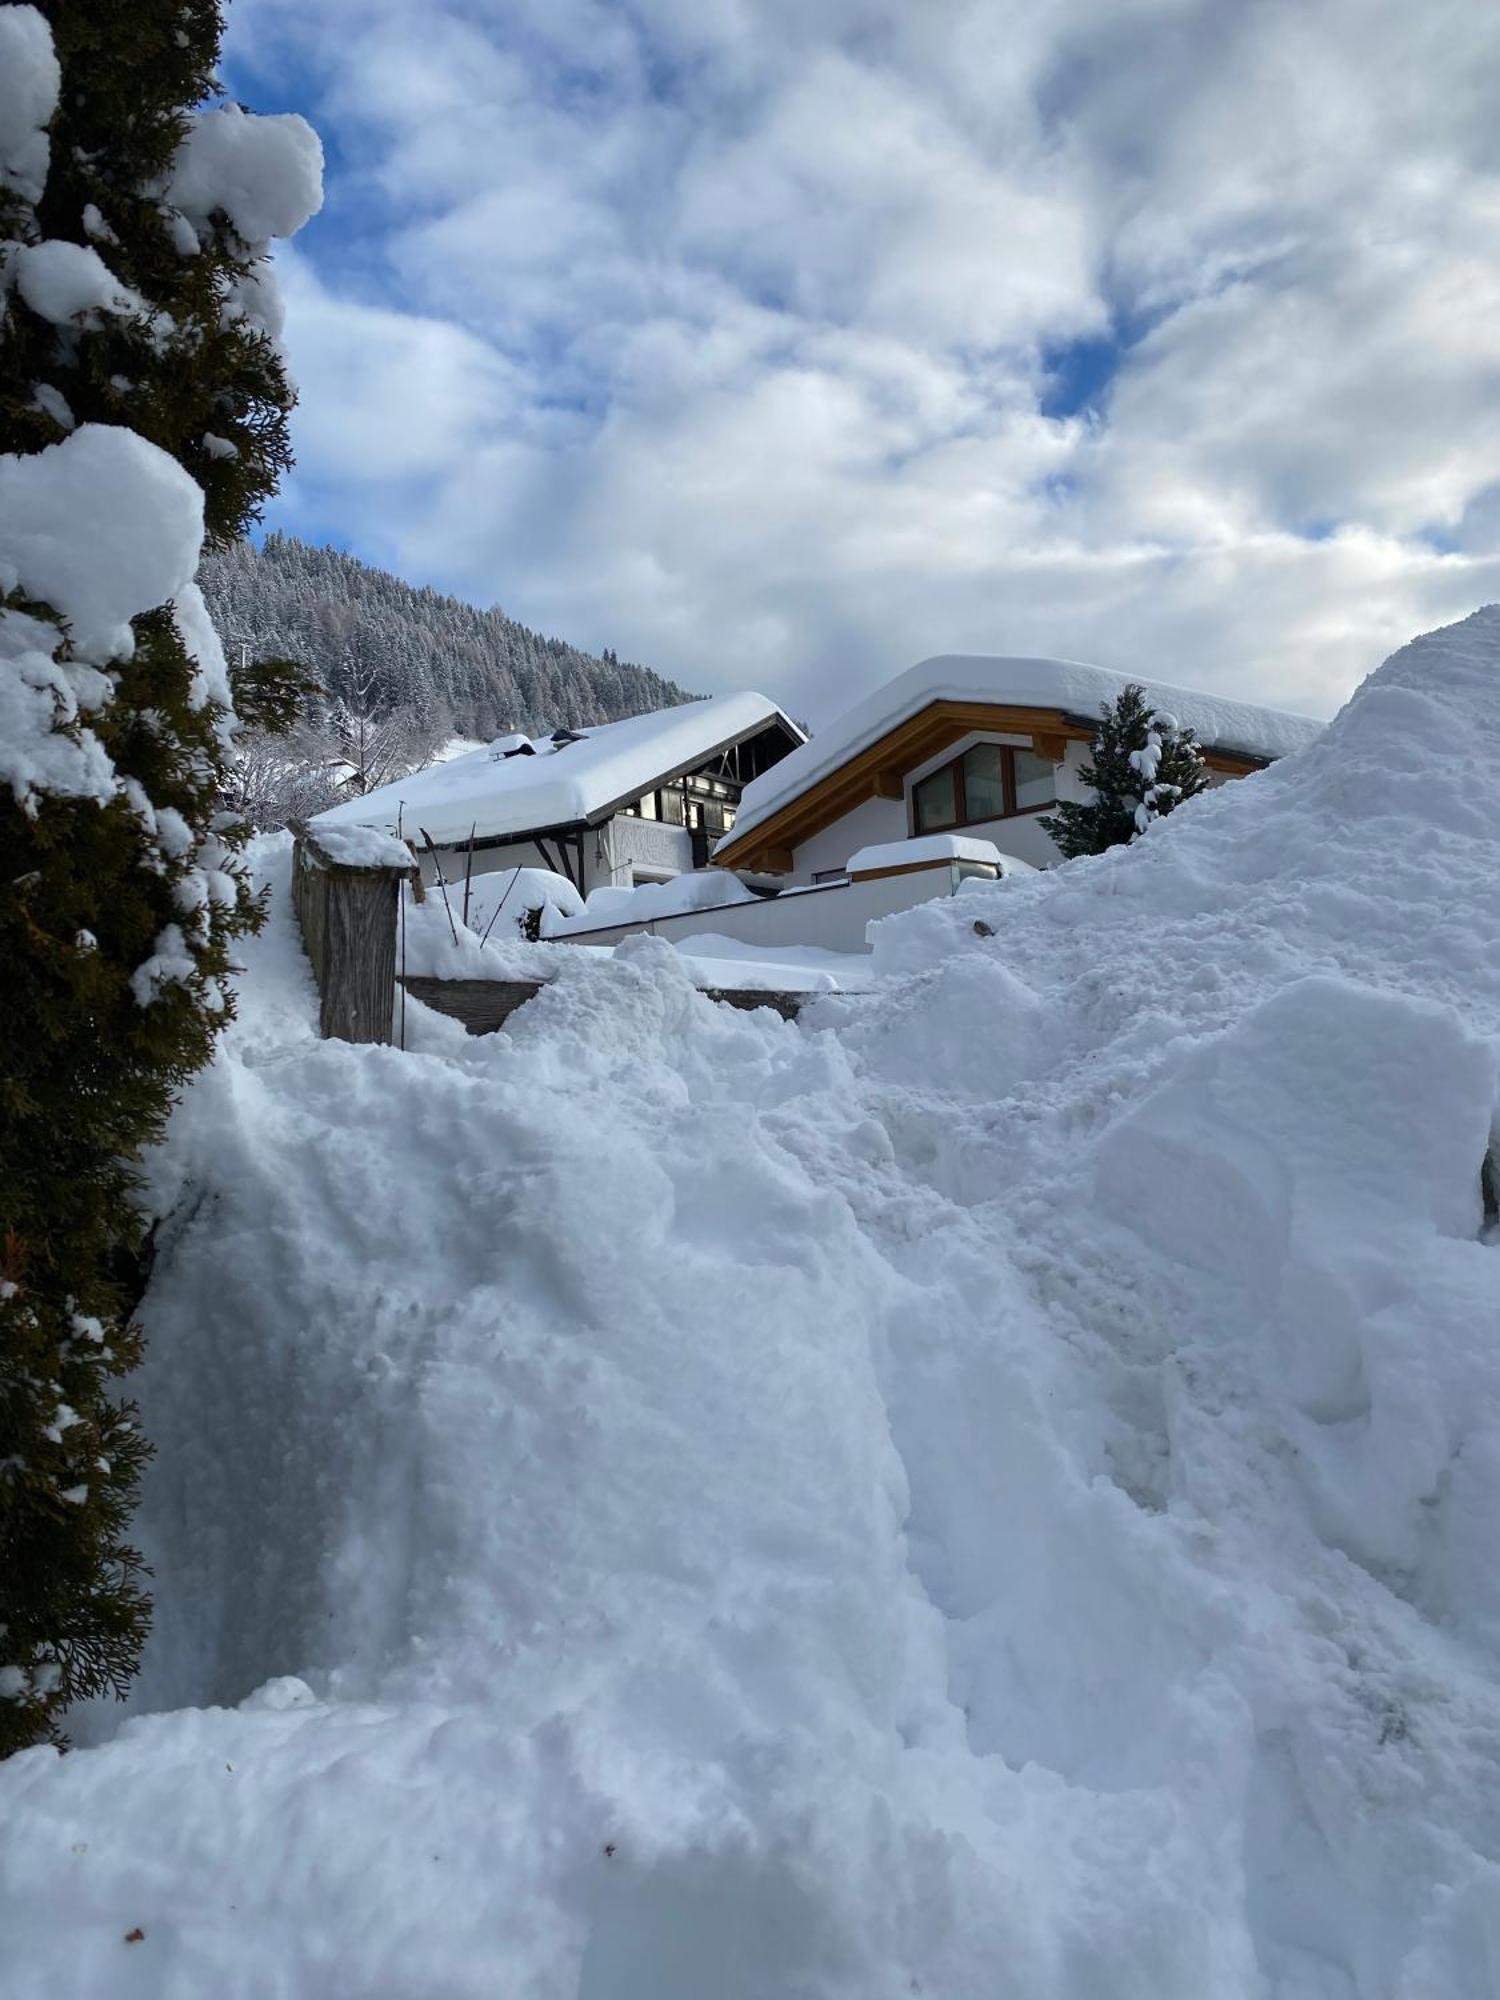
top-left (536, 834), bottom-right (579, 891)
top-left (1033, 732), bottom-right (1067, 762)
top-left (872, 768), bottom-right (904, 800)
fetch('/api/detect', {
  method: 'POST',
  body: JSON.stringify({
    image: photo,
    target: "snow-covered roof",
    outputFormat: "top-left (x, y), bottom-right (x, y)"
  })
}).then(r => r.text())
top-left (313, 692), bottom-right (799, 849)
top-left (725, 656), bottom-right (1325, 852)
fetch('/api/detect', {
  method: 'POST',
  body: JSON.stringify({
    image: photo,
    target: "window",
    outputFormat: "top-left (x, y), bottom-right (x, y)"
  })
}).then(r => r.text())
top-left (910, 742), bottom-right (1057, 832)
top-left (912, 762), bottom-right (958, 832)
top-left (1012, 749), bottom-right (1055, 811)
top-left (812, 867), bottom-right (849, 884)
top-left (961, 744), bottom-right (1007, 821)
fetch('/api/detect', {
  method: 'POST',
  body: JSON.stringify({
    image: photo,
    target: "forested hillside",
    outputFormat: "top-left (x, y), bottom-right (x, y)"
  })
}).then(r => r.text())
top-left (200, 533), bottom-right (691, 739)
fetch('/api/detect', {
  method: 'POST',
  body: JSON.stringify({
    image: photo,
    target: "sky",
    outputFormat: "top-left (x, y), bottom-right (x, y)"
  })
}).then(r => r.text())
top-left (223, 0), bottom-right (1500, 725)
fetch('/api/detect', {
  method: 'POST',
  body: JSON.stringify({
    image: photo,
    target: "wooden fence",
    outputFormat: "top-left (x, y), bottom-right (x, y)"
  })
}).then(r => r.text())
top-left (291, 825), bottom-right (416, 1044)
top-left (400, 975), bottom-right (807, 1034)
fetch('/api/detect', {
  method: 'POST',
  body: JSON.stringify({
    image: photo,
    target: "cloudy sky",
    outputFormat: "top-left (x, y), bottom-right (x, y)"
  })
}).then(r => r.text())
top-left (224, 0), bottom-right (1500, 724)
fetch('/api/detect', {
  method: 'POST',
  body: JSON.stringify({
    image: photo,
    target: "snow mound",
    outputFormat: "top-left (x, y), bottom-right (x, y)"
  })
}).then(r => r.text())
top-left (3, 612), bottom-right (1500, 1998)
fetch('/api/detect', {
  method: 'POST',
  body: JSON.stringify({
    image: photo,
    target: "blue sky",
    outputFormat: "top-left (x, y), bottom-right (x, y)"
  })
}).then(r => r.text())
top-left (222, 0), bottom-right (1500, 724)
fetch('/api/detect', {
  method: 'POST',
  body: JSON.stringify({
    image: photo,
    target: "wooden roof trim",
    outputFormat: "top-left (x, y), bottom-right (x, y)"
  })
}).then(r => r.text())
top-left (714, 698), bottom-right (1271, 870)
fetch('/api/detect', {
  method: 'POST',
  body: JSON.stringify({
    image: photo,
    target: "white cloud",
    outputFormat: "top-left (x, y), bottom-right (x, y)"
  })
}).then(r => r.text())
top-left (228, 0), bottom-right (1500, 721)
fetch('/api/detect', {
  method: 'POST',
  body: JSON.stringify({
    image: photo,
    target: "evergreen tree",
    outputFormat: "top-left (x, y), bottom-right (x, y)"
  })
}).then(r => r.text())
top-left (199, 533), bottom-right (693, 752)
top-left (1039, 684), bottom-right (1210, 860)
top-left (0, 0), bottom-right (319, 1752)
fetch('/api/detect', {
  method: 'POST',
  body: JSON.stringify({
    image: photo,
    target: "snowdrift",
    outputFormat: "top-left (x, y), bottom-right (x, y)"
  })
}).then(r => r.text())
top-left (4, 613), bottom-right (1500, 1998)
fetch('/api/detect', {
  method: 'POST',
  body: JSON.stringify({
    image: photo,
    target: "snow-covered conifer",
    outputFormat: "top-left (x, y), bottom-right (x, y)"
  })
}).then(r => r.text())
top-left (1040, 683), bottom-right (1210, 859)
top-left (199, 533), bottom-right (691, 749)
top-left (0, 0), bottom-right (320, 1752)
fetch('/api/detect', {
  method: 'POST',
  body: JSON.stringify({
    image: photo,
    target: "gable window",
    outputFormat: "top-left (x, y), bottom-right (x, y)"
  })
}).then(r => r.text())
top-left (911, 742), bottom-right (1057, 832)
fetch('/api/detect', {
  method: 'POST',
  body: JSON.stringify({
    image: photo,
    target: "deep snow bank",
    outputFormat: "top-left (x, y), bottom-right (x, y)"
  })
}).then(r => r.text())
top-left (3, 612), bottom-right (1500, 1998)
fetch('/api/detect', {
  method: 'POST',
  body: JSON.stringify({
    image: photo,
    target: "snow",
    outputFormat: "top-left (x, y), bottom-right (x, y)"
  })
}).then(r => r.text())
top-left (0, 425), bottom-right (204, 663)
top-left (462, 864), bottom-right (583, 938)
top-left (0, 5), bottom-right (58, 205)
top-left (398, 889), bottom-right (564, 980)
top-left (642, 931), bottom-right (874, 992)
top-left (846, 832), bottom-right (1018, 874)
top-left (129, 924), bottom-right (197, 1008)
top-left (547, 867), bottom-right (757, 936)
top-left (0, 607), bottom-right (115, 812)
top-left (164, 104), bottom-right (323, 248)
top-left (4, 610), bottom-right (1500, 1996)
top-left (313, 692), bottom-right (798, 848)
top-left (170, 580), bottom-right (232, 717)
top-left (398, 877), bottom-right (858, 990)
top-left (305, 821), bottom-right (414, 872)
top-left (727, 653), bottom-right (1326, 854)
top-left (30, 382), bottom-right (73, 430)
top-left (433, 734), bottom-right (487, 764)
top-left (10, 239), bottom-right (145, 326)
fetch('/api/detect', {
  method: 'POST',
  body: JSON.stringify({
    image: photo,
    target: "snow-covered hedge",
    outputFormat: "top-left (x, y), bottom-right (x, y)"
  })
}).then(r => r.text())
top-left (0, 0), bottom-right (321, 1753)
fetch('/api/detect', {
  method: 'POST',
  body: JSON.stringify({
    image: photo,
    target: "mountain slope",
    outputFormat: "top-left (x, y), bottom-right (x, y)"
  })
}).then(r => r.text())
top-left (199, 533), bottom-right (692, 738)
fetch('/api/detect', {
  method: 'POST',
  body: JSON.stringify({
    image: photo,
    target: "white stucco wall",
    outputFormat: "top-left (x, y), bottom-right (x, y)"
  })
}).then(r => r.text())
top-left (547, 866), bottom-right (994, 956)
top-left (422, 814), bottom-right (696, 900)
top-left (782, 733), bottom-right (1094, 881)
top-left (790, 797), bottom-right (906, 884)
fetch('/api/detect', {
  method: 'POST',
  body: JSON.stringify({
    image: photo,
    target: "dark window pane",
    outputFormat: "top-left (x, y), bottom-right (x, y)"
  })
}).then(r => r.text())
top-left (962, 744), bottom-right (1007, 821)
top-left (1013, 749), bottom-right (1056, 810)
top-left (914, 765), bottom-right (958, 830)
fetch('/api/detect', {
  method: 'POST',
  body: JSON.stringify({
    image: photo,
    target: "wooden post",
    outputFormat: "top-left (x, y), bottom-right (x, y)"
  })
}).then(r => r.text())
top-left (291, 823), bottom-right (417, 1044)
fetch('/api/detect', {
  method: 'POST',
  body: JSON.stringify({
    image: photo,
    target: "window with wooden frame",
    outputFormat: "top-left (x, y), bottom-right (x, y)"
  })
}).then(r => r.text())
top-left (910, 742), bottom-right (1058, 833)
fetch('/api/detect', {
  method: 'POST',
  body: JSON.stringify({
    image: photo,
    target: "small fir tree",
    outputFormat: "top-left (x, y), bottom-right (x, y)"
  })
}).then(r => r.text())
top-left (1039, 684), bottom-right (1209, 860)
top-left (0, 0), bottom-right (319, 1751)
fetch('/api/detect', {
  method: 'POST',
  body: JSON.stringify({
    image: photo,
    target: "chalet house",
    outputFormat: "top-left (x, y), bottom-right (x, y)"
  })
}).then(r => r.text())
top-left (712, 656), bottom-right (1323, 884)
top-left (313, 693), bottom-right (803, 896)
